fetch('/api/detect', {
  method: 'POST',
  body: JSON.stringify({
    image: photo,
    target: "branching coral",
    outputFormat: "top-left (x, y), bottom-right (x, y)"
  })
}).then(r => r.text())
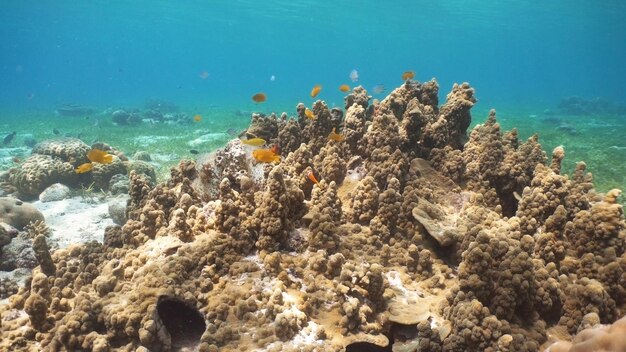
top-left (307, 181), bottom-right (343, 252)
top-left (336, 262), bottom-right (388, 335)
top-left (347, 176), bottom-right (380, 224)
top-left (252, 167), bottom-right (305, 252)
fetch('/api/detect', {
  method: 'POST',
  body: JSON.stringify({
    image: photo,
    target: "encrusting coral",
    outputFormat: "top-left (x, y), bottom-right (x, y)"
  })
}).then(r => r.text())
top-left (1, 79), bottom-right (625, 352)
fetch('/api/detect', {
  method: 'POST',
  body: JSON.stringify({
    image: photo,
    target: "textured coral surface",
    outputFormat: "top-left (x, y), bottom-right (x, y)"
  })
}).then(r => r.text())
top-left (0, 81), bottom-right (625, 352)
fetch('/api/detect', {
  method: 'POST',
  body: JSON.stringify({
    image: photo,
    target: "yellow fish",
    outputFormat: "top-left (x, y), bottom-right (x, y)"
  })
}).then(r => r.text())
top-left (339, 84), bottom-right (350, 92)
top-left (252, 93), bottom-right (267, 103)
top-left (75, 162), bottom-right (93, 174)
top-left (305, 108), bottom-right (316, 120)
top-left (310, 84), bottom-right (322, 98)
top-left (193, 114), bottom-right (202, 122)
top-left (252, 148), bottom-right (280, 163)
top-left (87, 149), bottom-right (113, 164)
top-left (402, 70), bottom-right (415, 81)
top-left (328, 127), bottom-right (345, 142)
top-left (240, 137), bottom-right (266, 147)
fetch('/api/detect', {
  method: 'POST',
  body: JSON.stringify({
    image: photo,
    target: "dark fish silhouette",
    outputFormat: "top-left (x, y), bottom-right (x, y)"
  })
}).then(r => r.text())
top-left (190, 149), bottom-right (199, 155)
top-left (53, 128), bottom-right (60, 135)
top-left (3, 132), bottom-right (16, 145)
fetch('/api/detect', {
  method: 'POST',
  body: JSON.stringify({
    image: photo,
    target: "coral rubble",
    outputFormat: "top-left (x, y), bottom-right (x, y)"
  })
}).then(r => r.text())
top-left (1, 79), bottom-right (625, 352)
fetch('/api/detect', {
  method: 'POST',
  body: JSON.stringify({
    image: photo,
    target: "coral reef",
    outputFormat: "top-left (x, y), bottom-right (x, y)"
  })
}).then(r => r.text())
top-left (6, 138), bottom-right (145, 199)
top-left (1, 79), bottom-right (625, 352)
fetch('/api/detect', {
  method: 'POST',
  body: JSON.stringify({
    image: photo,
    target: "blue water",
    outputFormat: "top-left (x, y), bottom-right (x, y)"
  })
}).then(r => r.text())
top-left (1, 0), bottom-right (625, 114)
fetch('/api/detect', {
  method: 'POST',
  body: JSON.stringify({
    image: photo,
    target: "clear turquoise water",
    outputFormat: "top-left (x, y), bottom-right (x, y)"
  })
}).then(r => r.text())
top-left (1, 1), bottom-right (625, 194)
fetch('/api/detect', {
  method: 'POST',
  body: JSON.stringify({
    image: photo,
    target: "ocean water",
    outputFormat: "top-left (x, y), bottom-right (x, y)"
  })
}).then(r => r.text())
top-left (1, 0), bottom-right (625, 192)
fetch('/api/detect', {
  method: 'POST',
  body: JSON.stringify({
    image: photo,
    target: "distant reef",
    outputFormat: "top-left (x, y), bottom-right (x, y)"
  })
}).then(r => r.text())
top-left (1, 80), bottom-right (625, 351)
top-left (551, 95), bottom-right (626, 116)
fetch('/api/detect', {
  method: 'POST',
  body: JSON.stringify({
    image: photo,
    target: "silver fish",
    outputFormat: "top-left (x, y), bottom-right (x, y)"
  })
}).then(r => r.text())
top-left (372, 84), bottom-right (385, 94)
top-left (349, 69), bottom-right (359, 82)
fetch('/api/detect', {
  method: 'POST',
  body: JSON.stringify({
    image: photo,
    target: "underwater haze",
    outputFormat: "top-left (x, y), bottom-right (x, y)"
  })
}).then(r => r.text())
top-left (1, 0), bottom-right (625, 190)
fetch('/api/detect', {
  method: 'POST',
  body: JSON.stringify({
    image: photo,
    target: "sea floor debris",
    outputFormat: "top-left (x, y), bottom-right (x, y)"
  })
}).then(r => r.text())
top-left (0, 80), bottom-right (625, 351)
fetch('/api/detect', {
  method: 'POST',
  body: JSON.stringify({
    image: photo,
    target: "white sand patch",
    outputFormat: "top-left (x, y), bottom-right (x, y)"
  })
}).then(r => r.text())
top-left (244, 253), bottom-right (264, 270)
top-left (385, 270), bottom-right (424, 305)
top-left (149, 153), bottom-right (179, 164)
top-left (33, 196), bottom-right (114, 249)
top-left (132, 135), bottom-right (172, 146)
top-left (187, 133), bottom-right (227, 147)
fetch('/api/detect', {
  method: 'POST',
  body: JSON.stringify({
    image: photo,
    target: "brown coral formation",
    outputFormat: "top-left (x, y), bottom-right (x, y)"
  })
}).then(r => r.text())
top-left (6, 138), bottom-right (146, 198)
top-left (1, 79), bottom-right (625, 352)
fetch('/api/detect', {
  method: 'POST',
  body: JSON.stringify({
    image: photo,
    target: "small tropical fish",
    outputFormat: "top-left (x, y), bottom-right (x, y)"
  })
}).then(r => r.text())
top-left (252, 148), bottom-right (280, 163)
top-left (53, 128), bottom-right (60, 135)
top-left (194, 114), bottom-right (202, 122)
top-left (87, 149), bottom-right (113, 164)
top-left (269, 144), bottom-right (280, 155)
top-left (240, 137), bottom-right (266, 147)
top-left (305, 108), bottom-right (316, 120)
top-left (75, 162), bottom-right (93, 174)
top-left (310, 85), bottom-right (322, 98)
top-left (12, 157), bottom-right (20, 163)
top-left (402, 70), bottom-right (415, 80)
top-left (339, 84), bottom-right (350, 92)
top-left (199, 71), bottom-right (210, 79)
top-left (190, 149), bottom-right (199, 154)
top-left (252, 93), bottom-right (267, 103)
top-left (270, 75), bottom-right (276, 81)
top-left (349, 69), bottom-right (359, 82)
top-left (372, 84), bottom-right (385, 94)
top-left (307, 170), bottom-right (319, 184)
top-left (328, 127), bottom-right (345, 142)
top-left (3, 132), bottom-right (16, 145)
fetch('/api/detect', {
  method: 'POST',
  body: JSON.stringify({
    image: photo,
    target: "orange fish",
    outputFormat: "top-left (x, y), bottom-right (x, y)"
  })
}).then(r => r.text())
top-left (304, 108), bottom-right (316, 120)
top-left (339, 84), bottom-right (350, 93)
top-left (194, 114), bottom-right (202, 122)
top-left (328, 127), bottom-right (345, 142)
top-left (402, 70), bottom-right (415, 80)
top-left (252, 148), bottom-right (280, 163)
top-left (75, 162), bottom-right (93, 174)
top-left (310, 84), bottom-right (322, 98)
top-left (307, 170), bottom-right (319, 184)
top-left (252, 93), bottom-right (267, 103)
top-left (87, 149), bottom-right (113, 164)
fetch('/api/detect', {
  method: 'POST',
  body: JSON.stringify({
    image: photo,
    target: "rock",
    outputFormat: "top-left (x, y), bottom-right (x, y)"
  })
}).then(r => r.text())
top-left (91, 161), bottom-right (127, 190)
top-left (126, 160), bottom-right (157, 184)
top-left (108, 195), bottom-right (129, 226)
top-left (109, 174), bottom-right (130, 195)
top-left (38, 183), bottom-right (71, 203)
top-left (133, 151), bottom-right (152, 162)
top-left (55, 103), bottom-right (95, 117)
top-left (0, 197), bottom-right (45, 230)
top-left (0, 224), bottom-right (10, 249)
top-left (412, 198), bottom-right (458, 246)
top-left (0, 234), bottom-right (34, 271)
top-left (23, 135), bottom-right (37, 148)
top-left (112, 110), bottom-right (142, 126)
top-left (33, 234), bottom-right (56, 276)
